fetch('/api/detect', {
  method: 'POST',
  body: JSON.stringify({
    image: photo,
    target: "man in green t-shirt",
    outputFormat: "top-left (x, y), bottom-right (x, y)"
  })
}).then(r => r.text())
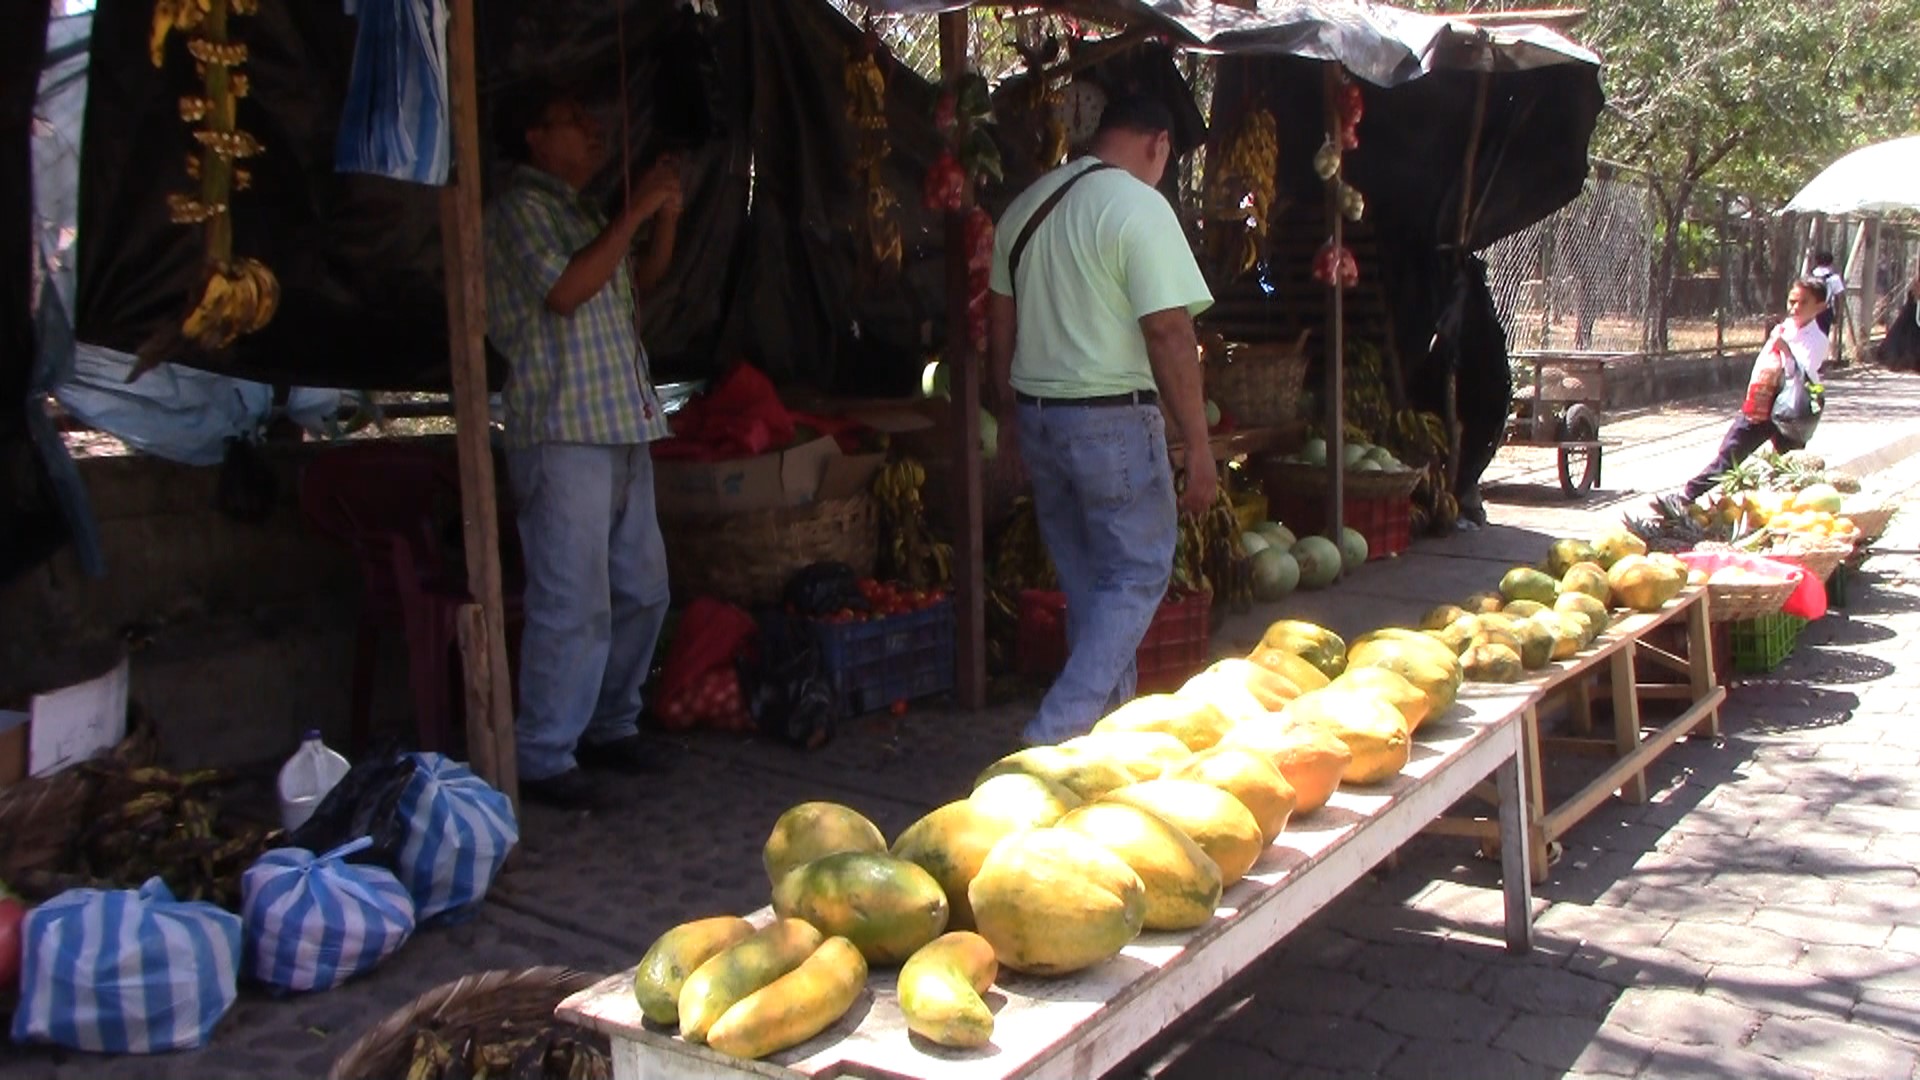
top-left (986, 95), bottom-right (1215, 745)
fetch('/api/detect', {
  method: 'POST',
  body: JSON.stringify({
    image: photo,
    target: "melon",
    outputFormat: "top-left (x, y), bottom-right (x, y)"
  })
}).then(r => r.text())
top-left (1251, 547), bottom-right (1301, 601)
top-left (1792, 483), bottom-right (1843, 514)
top-left (1240, 531), bottom-right (1272, 557)
top-left (1204, 399), bottom-right (1223, 428)
top-left (1342, 442), bottom-right (1370, 468)
top-left (1338, 527), bottom-right (1369, 571)
top-left (1291, 536), bottom-right (1343, 589)
top-left (978, 408), bottom-right (999, 460)
top-left (1255, 521), bottom-right (1298, 550)
top-left (1300, 438), bottom-right (1329, 467)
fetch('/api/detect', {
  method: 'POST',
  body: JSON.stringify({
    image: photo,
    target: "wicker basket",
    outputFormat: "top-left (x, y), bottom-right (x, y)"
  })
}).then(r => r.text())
top-left (661, 493), bottom-right (878, 607)
top-left (1765, 536), bottom-right (1854, 582)
top-left (1258, 457), bottom-right (1424, 501)
top-left (329, 967), bottom-right (606, 1080)
top-left (1703, 578), bottom-right (1798, 623)
top-left (1847, 504), bottom-right (1896, 542)
top-left (1206, 335), bottom-right (1311, 428)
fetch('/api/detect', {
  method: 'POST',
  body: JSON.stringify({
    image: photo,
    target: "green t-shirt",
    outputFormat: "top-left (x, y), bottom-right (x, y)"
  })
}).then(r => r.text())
top-left (990, 157), bottom-right (1213, 398)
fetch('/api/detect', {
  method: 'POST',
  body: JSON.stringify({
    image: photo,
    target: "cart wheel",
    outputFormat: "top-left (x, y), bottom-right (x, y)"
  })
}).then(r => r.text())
top-left (1558, 404), bottom-right (1601, 496)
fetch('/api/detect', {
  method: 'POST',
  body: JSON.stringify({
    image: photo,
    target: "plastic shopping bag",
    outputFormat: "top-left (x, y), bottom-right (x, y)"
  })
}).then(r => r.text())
top-left (12, 877), bottom-right (243, 1053)
top-left (1771, 353), bottom-right (1824, 443)
top-left (241, 837), bottom-right (416, 993)
top-left (393, 753), bottom-right (518, 923)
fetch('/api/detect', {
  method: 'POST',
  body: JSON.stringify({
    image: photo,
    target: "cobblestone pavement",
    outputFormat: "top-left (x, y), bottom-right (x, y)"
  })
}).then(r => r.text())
top-left (5, 378), bottom-right (1919, 1079)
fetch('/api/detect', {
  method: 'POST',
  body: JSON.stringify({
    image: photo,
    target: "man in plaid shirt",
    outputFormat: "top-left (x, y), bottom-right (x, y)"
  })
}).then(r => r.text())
top-left (485, 85), bottom-right (682, 809)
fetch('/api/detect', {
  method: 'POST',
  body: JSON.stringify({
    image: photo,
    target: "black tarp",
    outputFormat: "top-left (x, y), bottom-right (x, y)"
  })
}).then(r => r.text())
top-left (1, 0), bottom-right (65, 588)
top-left (67, 0), bottom-right (947, 394)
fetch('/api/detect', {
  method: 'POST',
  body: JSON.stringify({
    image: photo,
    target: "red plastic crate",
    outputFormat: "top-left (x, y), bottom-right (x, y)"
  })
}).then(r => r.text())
top-left (1014, 590), bottom-right (1212, 693)
top-left (1266, 490), bottom-right (1411, 560)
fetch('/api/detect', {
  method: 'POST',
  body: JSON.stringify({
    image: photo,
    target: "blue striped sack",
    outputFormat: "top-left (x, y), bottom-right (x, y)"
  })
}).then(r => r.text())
top-left (241, 837), bottom-right (416, 993)
top-left (393, 753), bottom-right (518, 922)
top-left (11, 877), bottom-right (243, 1053)
top-left (334, 0), bottom-right (450, 185)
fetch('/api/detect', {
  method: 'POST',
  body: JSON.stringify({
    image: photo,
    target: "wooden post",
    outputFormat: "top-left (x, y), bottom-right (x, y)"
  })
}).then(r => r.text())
top-left (439, 0), bottom-right (518, 804)
top-left (1321, 63), bottom-right (1345, 550)
top-left (940, 12), bottom-right (986, 710)
top-left (1862, 217), bottom-right (1883, 357)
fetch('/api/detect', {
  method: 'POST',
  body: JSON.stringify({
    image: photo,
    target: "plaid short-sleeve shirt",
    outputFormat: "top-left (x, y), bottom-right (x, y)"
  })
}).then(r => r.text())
top-left (484, 166), bottom-right (672, 448)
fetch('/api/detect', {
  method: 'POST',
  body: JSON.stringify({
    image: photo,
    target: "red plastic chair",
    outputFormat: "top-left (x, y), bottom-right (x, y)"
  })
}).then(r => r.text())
top-left (299, 441), bottom-right (521, 754)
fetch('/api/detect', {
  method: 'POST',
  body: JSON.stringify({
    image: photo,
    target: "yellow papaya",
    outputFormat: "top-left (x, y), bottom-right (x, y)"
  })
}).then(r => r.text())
top-left (1329, 665), bottom-right (1431, 733)
top-left (968, 828), bottom-right (1146, 975)
top-left (1057, 802), bottom-right (1223, 930)
top-left (763, 802), bottom-right (887, 889)
top-left (706, 936), bottom-right (868, 1060)
top-left (967, 772), bottom-right (1080, 829)
top-left (1246, 646), bottom-right (1333, 693)
top-left (631, 915), bottom-right (755, 1026)
top-left (890, 800), bottom-right (1023, 931)
top-left (1279, 689), bottom-right (1411, 786)
top-left (1095, 693), bottom-right (1238, 750)
top-left (1061, 730), bottom-right (1192, 781)
top-left (899, 931), bottom-right (999, 1048)
top-left (678, 918), bottom-right (823, 1044)
top-left (770, 852), bottom-right (949, 965)
top-left (1098, 778), bottom-right (1266, 886)
top-left (1165, 746), bottom-right (1297, 844)
top-left (975, 745), bottom-right (1135, 801)
top-left (1216, 719), bottom-right (1351, 814)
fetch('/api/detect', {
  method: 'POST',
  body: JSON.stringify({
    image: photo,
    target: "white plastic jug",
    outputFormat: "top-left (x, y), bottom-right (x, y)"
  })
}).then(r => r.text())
top-left (277, 730), bottom-right (351, 832)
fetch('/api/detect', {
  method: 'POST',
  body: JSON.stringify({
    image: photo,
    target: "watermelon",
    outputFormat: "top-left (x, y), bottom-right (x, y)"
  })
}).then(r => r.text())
top-left (1251, 549), bottom-right (1300, 601)
top-left (1291, 537), bottom-right (1342, 589)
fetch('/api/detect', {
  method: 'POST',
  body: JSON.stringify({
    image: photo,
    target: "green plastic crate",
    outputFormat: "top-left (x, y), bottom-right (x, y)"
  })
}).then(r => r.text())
top-left (1729, 612), bottom-right (1807, 674)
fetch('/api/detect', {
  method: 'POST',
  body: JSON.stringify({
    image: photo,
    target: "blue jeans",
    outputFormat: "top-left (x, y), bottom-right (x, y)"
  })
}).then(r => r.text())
top-left (1017, 402), bottom-right (1176, 743)
top-left (506, 443), bottom-right (671, 781)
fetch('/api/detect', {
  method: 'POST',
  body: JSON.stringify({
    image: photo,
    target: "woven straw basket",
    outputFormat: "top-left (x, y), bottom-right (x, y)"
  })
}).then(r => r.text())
top-left (1847, 504), bottom-right (1896, 543)
top-left (1766, 535), bottom-right (1855, 582)
top-left (1703, 577), bottom-right (1797, 623)
top-left (661, 493), bottom-right (878, 607)
top-left (328, 967), bottom-right (605, 1080)
top-left (1206, 333), bottom-right (1311, 428)
top-left (1259, 458), bottom-right (1423, 501)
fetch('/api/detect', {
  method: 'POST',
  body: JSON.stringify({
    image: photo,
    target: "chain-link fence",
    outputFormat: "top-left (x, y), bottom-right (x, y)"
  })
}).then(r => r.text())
top-left (1482, 161), bottom-right (1919, 365)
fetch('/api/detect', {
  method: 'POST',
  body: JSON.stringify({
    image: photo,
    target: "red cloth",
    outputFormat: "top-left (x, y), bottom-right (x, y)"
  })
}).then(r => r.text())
top-left (653, 363), bottom-right (796, 462)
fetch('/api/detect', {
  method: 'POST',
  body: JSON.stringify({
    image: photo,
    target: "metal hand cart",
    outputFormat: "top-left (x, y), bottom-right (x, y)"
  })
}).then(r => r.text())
top-left (1505, 352), bottom-right (1606, 496)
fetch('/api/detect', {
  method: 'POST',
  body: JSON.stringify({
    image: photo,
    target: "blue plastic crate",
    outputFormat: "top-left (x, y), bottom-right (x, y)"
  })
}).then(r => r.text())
top-left (813, 600), bottom-right (956, 717)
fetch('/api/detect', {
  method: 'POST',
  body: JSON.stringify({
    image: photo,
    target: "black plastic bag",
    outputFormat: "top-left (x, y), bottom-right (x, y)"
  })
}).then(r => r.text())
top-left (782, 562), bottom-right (866, 618)
top-left (284, 753), bottom-right (416, 870)
top-left (746, 616), bottom-right (837, 750)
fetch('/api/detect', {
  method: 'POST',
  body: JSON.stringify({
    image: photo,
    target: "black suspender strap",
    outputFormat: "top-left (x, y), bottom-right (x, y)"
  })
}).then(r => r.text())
top-left (1007, 162), bottom-right (1117, 297)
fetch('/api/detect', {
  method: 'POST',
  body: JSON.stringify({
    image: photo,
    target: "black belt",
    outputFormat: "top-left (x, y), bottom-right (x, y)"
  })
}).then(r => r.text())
top-left (1014, 389), bottom-right (1158, 408)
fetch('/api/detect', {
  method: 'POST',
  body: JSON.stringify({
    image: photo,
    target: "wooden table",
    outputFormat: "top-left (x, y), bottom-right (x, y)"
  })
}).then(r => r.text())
top-left (1431, 586), bottom-right (1725, 881)
top-left (556, 687), bottom-right (1541, 1080)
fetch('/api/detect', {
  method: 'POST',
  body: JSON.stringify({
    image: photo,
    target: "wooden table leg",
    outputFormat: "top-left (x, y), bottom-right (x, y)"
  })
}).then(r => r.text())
top-left (1521, 704), bottom-right (1551, 883)
top-left (1571, 675), bottom-right (1594, 735)
top-left (1496, 729), bottom-right (1535, 955)
top-left (1688, 599), bottom-right (1721, 738)
top-left (1609, 641), bottom-right (1649, 804)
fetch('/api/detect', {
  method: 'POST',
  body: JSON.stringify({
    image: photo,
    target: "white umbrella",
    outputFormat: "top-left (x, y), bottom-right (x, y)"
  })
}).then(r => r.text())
top-left (1784, 135), bottom-right (1920, 216)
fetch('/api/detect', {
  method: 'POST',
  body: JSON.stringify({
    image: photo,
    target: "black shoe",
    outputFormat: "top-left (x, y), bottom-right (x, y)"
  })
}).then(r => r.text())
top-left (576, 734), bottom-right (673, 775)
top-left (521, 768), bottom-right (598, 810)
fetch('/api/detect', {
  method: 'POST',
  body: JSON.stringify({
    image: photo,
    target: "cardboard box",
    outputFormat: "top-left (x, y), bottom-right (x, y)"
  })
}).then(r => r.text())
top-left (655, 436), bottom-right (885, 517)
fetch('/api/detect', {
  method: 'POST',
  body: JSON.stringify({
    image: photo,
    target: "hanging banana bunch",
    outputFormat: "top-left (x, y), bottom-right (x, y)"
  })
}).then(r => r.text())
top-left (155, 0), bottom-right (278, 352)
top-left (873, 457), bottom-right (953, 589)
top-left (1385, 405), bottom-right (1458, 536)
top-left (1204, 108), bottom-right (1278, 278)
top-left (844, 28), bottom-right (900, 280)
top-left (989, 496), bottom-right (1055, 593)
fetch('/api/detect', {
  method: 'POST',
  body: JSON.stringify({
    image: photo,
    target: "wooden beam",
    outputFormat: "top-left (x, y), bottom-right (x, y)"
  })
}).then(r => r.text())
top-left (941, 12), bottom-right (987, 710)
top-left (1322, 62), bottom-right (1346, 553)
top-left (439, 0), bottom-right (518, 804)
